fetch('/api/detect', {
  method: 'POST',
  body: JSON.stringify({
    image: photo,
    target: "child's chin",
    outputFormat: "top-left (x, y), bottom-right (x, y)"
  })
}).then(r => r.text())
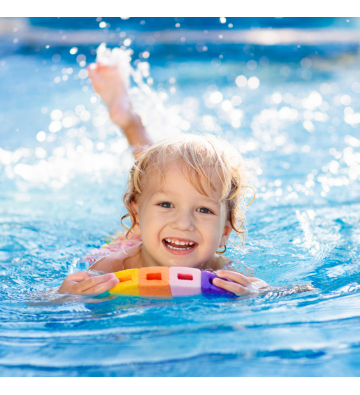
top-left (165, 260), bottom-right (201, 269)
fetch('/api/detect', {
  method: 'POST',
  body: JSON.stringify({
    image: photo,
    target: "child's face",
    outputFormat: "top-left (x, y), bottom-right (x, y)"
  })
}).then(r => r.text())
top-left (131, 163), bottom-right (232, 269)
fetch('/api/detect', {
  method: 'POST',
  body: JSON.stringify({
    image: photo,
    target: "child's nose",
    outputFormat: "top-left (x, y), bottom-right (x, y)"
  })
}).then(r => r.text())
top-left (171, 210), bottom-right (195, 232)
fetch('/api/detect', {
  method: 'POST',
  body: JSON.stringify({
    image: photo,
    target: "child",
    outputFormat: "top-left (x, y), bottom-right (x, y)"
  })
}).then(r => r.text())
top-left (59, 61), bottom-right (268, 297)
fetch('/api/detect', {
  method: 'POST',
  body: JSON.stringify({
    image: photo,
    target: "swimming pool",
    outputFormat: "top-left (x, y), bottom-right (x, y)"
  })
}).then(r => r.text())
top-left (1, 26), bottom-right (360, 376)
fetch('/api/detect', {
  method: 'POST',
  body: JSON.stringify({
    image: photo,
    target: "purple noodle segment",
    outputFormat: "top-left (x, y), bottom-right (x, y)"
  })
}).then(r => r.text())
top-left (201, 271), bottom-right (235, 297)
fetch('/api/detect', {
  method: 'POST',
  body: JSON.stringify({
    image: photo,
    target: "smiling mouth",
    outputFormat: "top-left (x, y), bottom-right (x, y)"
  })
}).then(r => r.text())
top-left (163, 238), bottom-right (197, 251)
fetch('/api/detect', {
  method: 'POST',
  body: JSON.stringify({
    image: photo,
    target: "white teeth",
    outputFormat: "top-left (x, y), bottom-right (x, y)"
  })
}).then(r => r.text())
top-left (169, 245), bottom-right (176, 250)
top-left (164, 239), bottom-right (196, 249)
top-left (167, 245), bottom-right (192, 250)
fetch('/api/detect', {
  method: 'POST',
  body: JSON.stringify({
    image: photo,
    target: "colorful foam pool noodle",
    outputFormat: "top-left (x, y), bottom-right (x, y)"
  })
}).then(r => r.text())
top-left (138, 267), bottom-right (172, 297)
top-left (169, 267), bottom-right (202, 296)
top-left (201, 271), bottom-right (234, 297)
top-left (107, 267), bottom-right (235, 298)
top-left (110, 268), bottom-right (140, 296)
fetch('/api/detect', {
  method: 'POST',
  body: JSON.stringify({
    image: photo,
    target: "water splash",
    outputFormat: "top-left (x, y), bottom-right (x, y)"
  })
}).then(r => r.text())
top-left (2, 42), bottom-right (360, 376)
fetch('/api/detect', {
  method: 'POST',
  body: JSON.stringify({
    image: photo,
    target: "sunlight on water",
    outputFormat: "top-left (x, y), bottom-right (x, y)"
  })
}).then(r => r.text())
top-left (1, 37), bottom-right (360, 376)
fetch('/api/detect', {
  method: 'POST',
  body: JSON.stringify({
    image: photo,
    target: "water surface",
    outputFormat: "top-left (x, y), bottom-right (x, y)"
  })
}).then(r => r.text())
top-left (1, 40), bottom-right (360, 376)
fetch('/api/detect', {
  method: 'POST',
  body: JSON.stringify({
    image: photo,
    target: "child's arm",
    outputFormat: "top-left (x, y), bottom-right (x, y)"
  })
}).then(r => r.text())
top-left (213, 270), bottom-right (268, 296)
top-left (58, 254), bottom-right (120, 295)
top-left (58, 271), bottom-right (119, 295)
top-left (88, 63), bottom-right (152, 157)
top-left (58, 253), bottom-right (123, 295)
top-left (58, 246), bottom-right (141, 295)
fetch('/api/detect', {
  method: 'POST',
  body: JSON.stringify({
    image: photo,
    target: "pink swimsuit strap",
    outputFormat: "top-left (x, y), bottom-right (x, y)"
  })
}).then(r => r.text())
top-left (84, 232), bottom-right (142, 264)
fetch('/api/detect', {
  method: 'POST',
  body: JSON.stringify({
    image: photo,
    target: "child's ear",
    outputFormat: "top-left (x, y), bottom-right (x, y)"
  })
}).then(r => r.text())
top-left (130, 202), bottom-right (141, 237)
top-left (219, 219), bottom-right (232, 248)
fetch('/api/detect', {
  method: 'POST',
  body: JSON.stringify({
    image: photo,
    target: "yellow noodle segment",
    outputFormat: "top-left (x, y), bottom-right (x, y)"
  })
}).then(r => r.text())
top-left (109, 268), bottom-right (140, 296)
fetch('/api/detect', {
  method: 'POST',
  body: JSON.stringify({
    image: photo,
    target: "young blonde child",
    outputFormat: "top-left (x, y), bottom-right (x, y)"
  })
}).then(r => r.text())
top-left (59, 62), bottom-right (268, 297)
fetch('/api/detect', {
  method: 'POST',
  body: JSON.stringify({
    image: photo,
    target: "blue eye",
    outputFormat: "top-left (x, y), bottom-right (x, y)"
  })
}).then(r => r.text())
top-left (159, 202), bottom-right (173, 208)
top-left (197, 207), bottom-right (212, 214)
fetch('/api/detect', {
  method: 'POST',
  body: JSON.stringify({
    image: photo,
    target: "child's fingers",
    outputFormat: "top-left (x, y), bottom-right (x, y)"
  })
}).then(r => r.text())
top-left (75, 273), bottom-right (118, 294)
top-left (212, 278), bottom-right (248, 295)
top-left (86, 276), bottom-right (120, 295)
top-left (66, 271), bottom-right (91, 282)
top-left (216, 270), bottom-right (251, 286)
top-left (248, 276), bottom-right (264, 282)
top-left (248, 277), bottom-right (268, 288)
top-left (58, 271), bottom-right (91, 294)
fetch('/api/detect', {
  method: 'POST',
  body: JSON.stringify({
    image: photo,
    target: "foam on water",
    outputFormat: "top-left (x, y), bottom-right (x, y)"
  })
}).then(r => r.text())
top-left (1, 43), bottom-right (360, 376)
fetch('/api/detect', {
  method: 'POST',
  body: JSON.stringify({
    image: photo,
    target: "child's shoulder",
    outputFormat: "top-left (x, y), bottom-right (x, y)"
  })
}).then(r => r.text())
top-left (89, 244), bottom-right (142, 273)
top-left (86, 232), bottom-right (142, 273)
top-left (203, 254), bottom-right (232, 271)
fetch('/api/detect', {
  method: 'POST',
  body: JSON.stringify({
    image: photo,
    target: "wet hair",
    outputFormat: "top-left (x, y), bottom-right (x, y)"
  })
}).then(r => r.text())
top-left (121, 134), bottom-right (255, 246)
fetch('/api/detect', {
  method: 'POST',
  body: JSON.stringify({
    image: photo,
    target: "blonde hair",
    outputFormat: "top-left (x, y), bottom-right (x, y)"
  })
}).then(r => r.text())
top-left (121, 134), bottom-right (255, 246)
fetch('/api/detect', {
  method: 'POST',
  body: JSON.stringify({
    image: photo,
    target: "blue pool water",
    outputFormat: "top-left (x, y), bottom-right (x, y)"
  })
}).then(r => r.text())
top-left (1, 35), bottom-right (360, 376)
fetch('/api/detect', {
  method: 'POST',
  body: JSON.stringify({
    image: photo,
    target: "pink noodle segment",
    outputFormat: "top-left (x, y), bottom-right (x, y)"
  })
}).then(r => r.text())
top-left (84, 232), bottom-right (142, 265)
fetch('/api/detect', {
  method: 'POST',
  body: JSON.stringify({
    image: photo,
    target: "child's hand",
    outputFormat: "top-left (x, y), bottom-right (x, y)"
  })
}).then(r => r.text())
top-left (213, 270), bottom-right (268, 296)
top-left (58, 271), bottom-right (119, 295)
top-left (87, 63), bottom-right (152, 151)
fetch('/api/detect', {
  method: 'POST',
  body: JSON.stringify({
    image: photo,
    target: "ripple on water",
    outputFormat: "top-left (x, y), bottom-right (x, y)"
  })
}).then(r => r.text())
top-left (1, 43), bottom-right (360, 376)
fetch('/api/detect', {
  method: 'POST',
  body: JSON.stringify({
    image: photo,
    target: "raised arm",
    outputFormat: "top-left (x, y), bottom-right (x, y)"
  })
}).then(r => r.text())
top-left (88, 63), bottom-right (152, 157)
